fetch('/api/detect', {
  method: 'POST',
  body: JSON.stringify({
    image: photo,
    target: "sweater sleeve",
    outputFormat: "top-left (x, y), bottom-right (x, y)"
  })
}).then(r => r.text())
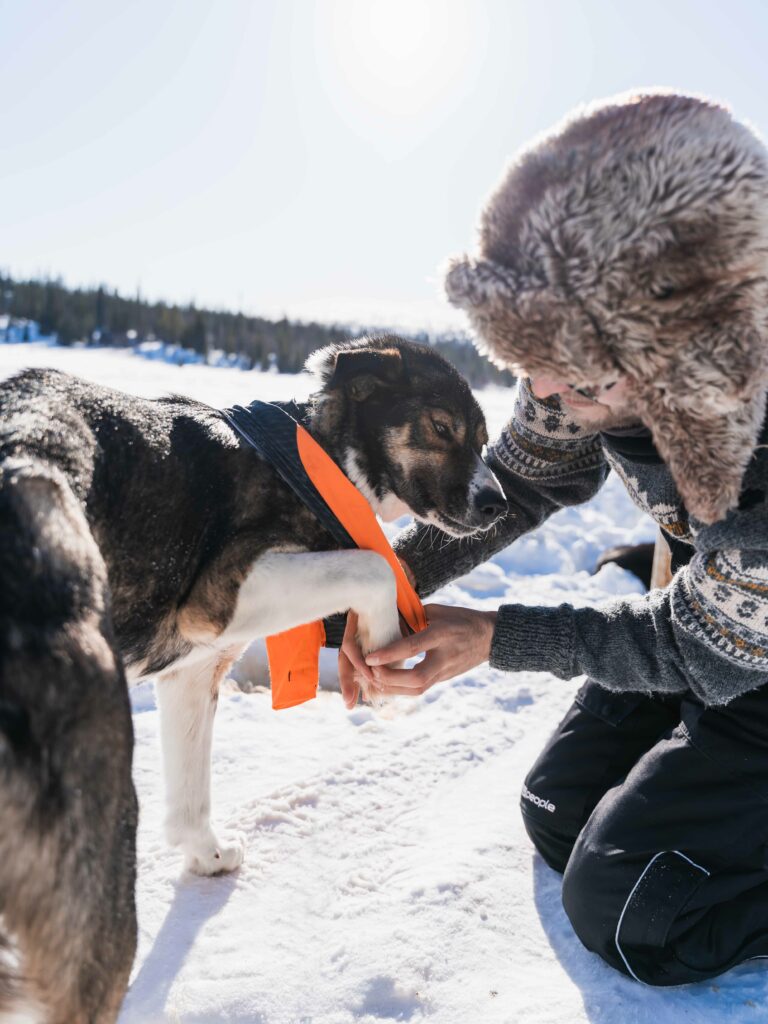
top-left (489, 504), bottom-right (768, 706)
top-left (393, 378), bottom-right (608, 598)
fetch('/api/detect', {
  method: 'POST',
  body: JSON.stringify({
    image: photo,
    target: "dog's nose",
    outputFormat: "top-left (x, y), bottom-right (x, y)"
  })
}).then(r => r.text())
top-left (473, 486), bottom-right (508, 524)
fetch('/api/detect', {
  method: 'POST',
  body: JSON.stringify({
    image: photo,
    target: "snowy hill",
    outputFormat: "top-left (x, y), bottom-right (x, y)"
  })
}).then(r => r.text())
top-left (1, 343), bottom-right (764, 1023)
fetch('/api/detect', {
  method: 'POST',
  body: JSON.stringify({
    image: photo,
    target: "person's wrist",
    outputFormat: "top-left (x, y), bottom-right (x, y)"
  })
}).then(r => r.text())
top-left (480, 610), bottom-right (497, 660)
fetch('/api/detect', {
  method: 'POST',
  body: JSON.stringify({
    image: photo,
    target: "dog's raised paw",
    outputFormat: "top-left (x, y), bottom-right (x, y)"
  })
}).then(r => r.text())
top-left (184, 829), bottom-right (246, 876)
top-left (360, 684), bottom-right (389, 710)
top-left (356, 611), bottom-right (401, 662)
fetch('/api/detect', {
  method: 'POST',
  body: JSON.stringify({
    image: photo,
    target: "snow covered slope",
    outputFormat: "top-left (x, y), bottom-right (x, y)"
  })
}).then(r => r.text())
top-left (1, 343), bottom-right (764, 1023)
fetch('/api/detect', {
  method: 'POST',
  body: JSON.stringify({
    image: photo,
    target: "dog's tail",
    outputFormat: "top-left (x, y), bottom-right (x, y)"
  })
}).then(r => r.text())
top-left (0, 458), bottom-right (137, 1024)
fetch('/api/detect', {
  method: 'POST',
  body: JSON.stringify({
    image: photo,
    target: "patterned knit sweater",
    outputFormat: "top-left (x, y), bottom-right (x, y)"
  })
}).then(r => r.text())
top-left (392, 378), bottom-right (768, 707)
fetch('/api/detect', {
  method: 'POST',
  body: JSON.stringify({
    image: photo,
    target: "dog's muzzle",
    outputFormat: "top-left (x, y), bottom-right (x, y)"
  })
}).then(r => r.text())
top-left (472, 484), bottom-right (507, 527)
top-left (468, 458), bottom-right (507, 529)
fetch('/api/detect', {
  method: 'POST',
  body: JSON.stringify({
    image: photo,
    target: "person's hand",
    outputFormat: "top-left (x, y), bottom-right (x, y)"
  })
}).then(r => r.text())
top-left (365, 603), bottom-right (497, 697)
top-left (338, 610), bottom-right (370, 709)
top-left (337, 557), bottom-right (417, 709)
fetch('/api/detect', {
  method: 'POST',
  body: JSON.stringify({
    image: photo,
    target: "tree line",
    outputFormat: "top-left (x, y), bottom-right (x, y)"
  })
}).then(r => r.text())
top-left (0, 273), bottom-right (514, 387)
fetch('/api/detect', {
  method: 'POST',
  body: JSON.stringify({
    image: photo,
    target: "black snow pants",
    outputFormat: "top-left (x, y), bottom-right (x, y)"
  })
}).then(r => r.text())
top-left (521, 678), bottom-right (768, 986)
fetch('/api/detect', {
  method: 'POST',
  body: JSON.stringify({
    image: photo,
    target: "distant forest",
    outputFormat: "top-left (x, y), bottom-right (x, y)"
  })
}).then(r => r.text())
top-left (0, 273), bottom-right (514, 388)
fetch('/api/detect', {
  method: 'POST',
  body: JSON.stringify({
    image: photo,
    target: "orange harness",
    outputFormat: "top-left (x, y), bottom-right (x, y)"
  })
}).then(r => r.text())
top-left (223, 400), bottom-right (427, 710)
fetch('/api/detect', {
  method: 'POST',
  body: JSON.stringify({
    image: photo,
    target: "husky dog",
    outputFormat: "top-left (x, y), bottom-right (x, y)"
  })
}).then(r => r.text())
top-left (0, 336), bottom-right (505, 1022)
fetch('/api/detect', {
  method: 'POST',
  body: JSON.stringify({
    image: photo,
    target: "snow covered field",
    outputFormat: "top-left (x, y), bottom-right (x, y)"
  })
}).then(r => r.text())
top-left (2, 342), bottom-right (765, 1023)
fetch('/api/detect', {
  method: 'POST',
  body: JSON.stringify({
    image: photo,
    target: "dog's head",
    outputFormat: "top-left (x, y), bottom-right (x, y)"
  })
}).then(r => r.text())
top-left (307, 336), bottom-right (506, 537)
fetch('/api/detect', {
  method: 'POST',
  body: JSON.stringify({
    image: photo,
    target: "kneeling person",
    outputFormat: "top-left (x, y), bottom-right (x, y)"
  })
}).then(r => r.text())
top-left (348, 91), bottom-right (768, 986)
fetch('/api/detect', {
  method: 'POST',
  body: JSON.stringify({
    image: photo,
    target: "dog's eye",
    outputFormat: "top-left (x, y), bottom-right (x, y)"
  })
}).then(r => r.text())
top-left (432, 419), bottom-right (451, 440)
top-left (650, 284), bottom-right (676, 301)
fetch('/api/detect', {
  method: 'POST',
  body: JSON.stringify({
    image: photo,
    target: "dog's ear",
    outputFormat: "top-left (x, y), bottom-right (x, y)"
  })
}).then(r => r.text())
top-left (328, 347), bottom-right (404, 401)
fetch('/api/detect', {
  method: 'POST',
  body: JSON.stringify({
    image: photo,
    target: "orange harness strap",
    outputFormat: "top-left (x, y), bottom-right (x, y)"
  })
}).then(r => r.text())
top-left (267, 423), bottom-right (427, 710)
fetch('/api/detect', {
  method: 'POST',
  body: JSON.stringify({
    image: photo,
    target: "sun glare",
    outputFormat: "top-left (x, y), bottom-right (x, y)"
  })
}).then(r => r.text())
top-left (318, 0), bottom-right (485, 122)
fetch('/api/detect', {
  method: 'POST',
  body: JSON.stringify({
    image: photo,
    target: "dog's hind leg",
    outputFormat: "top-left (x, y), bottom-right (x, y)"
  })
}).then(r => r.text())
top-left (155, 651), bottom-right (246, 876)
top-left (0, 459), bottom-right (138, 1024)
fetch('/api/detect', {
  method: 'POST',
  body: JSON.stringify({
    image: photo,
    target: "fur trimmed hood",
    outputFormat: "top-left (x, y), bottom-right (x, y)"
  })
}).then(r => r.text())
top-left (445, 90), bottom-right (768, 524)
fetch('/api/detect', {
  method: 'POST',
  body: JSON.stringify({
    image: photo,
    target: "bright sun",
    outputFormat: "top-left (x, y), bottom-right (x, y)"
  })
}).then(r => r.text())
top-left (319, 0), bottom-right (484, 120)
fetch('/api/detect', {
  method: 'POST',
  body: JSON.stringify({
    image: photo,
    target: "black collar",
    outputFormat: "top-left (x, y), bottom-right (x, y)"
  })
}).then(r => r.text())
top-left (222, 399), bottom-right (355, 549)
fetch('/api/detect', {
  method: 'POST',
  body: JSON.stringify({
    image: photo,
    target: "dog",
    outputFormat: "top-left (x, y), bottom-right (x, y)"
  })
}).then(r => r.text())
top-left (0, 335), bottom-right (506, 1022)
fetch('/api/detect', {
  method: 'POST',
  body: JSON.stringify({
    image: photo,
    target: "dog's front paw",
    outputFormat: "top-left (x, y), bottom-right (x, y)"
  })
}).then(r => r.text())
top-left (356, 618), bottom-right (401, 709)
top-left (356, 609), bottom-right (401, 661)
top-left (353, 554), bottom-right (400, 655)
top-left (357, 671), bottom-right (387, 708)
top-left (171, 825), bottom-right (246, 875)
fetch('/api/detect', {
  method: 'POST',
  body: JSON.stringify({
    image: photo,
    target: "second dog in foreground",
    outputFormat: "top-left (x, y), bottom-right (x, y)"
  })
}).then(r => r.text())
top-left (0, 336), bottom-right (506, 1023)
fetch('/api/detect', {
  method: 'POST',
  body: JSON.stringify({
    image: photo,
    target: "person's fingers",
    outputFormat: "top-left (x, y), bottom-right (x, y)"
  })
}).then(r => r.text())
top-left (345, 610), bottom-right (359, 636)
top-left (338, 650), bottom-right (360, 708)
top-left (344, 640), bottom-right (372, 681)
top-left (372, 660), bottom-right (439, 690)
top-left (342, 681), bottom-right (359, 709)
top-left (342, 611), bottom-right (373, 683)
top-left (365, 625), bottom-right (442, 666)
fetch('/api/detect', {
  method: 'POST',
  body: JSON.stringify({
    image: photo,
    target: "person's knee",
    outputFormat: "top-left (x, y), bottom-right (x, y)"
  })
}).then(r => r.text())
top-left (562, 837), bottom-right (712, 986)
top-left (561, 837), bottom-right (616, 959)
top-left (561, 839), bottom-right (655, 982)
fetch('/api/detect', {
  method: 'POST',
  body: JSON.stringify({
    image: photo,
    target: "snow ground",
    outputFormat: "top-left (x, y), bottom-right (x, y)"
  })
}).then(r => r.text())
top-left (2, 343), bottom-right (766, 1023)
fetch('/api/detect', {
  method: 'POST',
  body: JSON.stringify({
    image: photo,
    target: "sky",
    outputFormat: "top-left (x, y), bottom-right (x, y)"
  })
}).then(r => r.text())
top-left (2, 0), bottom-right (768, 331)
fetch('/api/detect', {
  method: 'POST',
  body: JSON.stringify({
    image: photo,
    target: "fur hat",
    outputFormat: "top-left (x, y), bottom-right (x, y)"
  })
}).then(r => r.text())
top-left (445, 90), bottom-right (768, 524)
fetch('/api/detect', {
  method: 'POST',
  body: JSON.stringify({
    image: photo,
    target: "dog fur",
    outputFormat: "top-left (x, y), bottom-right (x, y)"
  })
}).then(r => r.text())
top-left (0, 336), bottom-right (504, 1021)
